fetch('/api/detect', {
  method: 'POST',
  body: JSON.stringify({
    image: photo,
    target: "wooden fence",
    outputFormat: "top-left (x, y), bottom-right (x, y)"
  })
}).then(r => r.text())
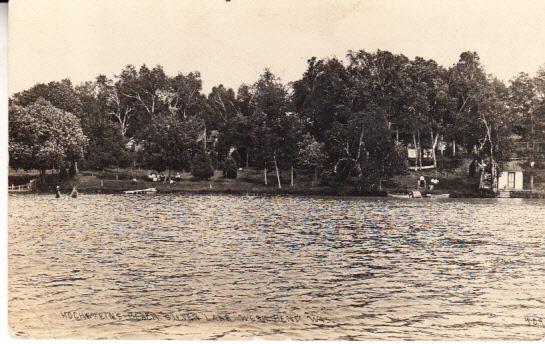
top-left (8, 179), bottom-right (37, 193)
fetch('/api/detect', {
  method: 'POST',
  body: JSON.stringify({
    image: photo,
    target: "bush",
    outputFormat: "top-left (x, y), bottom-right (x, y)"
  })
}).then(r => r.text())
top-left (191, 150), bottom-right (214, 180)
top-left (334, 159), bottom-right (358, 182)
top-left (223, 157), bottom-right (237, 179)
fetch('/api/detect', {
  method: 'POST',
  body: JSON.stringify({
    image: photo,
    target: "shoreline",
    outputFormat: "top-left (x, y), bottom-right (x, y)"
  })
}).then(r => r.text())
top-left (12, 186), bottom-right (545, 199)
top-left (9, 167), bottom-right (545, 199)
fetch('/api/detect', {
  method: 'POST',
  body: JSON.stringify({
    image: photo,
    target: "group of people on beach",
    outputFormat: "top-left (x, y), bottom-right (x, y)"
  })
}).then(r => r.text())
top-left (55, 186), bottom-right (78, 198)
top-left (418, 175), bottom-right (439, 191)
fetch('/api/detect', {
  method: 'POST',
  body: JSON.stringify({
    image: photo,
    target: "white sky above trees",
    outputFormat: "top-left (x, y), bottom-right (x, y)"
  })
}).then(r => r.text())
top-left (8, 0), bottom-right (545, 94)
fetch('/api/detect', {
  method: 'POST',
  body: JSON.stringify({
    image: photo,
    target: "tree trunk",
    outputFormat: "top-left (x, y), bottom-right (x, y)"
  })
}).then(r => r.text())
top-left (531, 112), bottom-right (535, 155)
top-left (417, 130), bottom-right (422, 169)
top-left (354, 125), bottom-right (365, 178)
top-left (432, 145), bottom-right (437, 168)
top-left (313, 167), bottom-right (318, 187)
top-left (40, 168), bottom-right (46, 184)
top-left (264, 167), bottom-right (268, 185)
top-left (531, 174), bottom-right (534, 191)
top-left (73, 161), bottom-right (78, 174)
top-left (452, 140), bottom-right (456, 156)
top-left (273, 153), bottom-right (282, 189)
top-left (482, 115), bottom-right (497, 191)
top-left (356, 126), bottom-right (365, 160)
top-left (290, 165), bottom-right (294, 187)
top-left (203, 126), bottom-right (207, 151)
top-left (69, 163), bottom-right (75, 176)
top-left (246, 151), bottom-right (249, 168)
top-left (430, 130), bottom-right (439, 169)
top-left (412, 133), bottom-right (418, 171)
top-left (59, 163), bottom-right (68, 179)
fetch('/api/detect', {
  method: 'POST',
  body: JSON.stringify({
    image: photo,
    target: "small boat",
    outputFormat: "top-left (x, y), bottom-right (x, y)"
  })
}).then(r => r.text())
top-left (124, 187), bottom-right (157, 195)
top-left (388, 193), bottom-right (411, 198)
top-left (410, 190), bottom-right (423, 198)
top-left (388, 190), bottom-right (423, 198)
top-left (424, 193), bottom-right (450, 198)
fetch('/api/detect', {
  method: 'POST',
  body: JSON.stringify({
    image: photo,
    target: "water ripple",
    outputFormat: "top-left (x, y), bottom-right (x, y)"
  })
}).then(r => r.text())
top-left (8, 194), bottom-right (545, 339)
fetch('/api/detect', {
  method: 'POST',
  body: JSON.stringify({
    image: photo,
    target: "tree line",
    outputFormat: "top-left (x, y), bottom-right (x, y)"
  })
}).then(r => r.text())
top-left (9, 50), bottom-right (545, 189)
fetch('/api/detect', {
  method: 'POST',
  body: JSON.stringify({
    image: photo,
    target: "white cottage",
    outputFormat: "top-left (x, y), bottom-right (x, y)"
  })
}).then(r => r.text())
top-left (497, 161), bottom-right (524, 191)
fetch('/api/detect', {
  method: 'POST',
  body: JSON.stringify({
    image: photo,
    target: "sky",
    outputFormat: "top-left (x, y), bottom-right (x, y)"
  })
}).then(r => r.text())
top-left (8, 0), bottom-right (545, 95)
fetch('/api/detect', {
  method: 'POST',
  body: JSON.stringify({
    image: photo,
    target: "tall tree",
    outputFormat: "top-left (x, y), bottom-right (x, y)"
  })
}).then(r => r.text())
top-left (248, 69), bottom-right (290, 188)
top-left (292, 57), bottom-right (352, 140)
top-left (509, 68), bottom-right (545, 156)
top-left (115, 64), bottom-right (168, 137)
top-left (163, 71), bottom-right (206, 120)
top-left (218, 113), bottom-right (255, 167)
top-left (447, 52), bottom-right (490, 154)
top-left (75, 79), bottom-right (130, 170)
top-left (347, 50), bottom-right (410, 121)
top-left (9, 99), bottom-right (88, 182)
top-left (273, 112), bottom-right (305, 186)
top-left (206, 84), bottom-right (238, 127)
top-left (402, 57), bottom-right (453, 168)
top-left (11, 79), bottom-right (82, 115)
top-left (448, 52), bottom-right (512, 185)
top-left (140, 112), bottom-right (204, 176)
top-left (95, 75), bottom-right (135, 137)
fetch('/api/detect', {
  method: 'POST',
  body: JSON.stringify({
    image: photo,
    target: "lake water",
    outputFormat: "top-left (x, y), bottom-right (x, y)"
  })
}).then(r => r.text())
top-left (8, 194), bottom-right (545, 339)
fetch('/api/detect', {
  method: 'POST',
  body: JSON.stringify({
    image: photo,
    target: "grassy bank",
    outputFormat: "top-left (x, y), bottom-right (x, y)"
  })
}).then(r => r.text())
top-left (9, 161), bottom-right (545, 198)
top-left (15, 168), bottom-right (384, 196)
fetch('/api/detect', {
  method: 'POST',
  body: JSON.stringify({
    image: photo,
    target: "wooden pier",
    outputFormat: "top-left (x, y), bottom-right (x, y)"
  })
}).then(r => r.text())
top-left (123, 188), bottom-right (157, 195)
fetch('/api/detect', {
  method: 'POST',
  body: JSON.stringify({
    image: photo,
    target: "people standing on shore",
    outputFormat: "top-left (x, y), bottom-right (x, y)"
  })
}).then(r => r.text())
top-left (70, 186), bottom-right (78, 198)
top-left (55, 186), bottom-right (61, 198)
top-left (429, 178), bottom-right (439, 191)
top-left (418, 175), bottom-right (427, 190)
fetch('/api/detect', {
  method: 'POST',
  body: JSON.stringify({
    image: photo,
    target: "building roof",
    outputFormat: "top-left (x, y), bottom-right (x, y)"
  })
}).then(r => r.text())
top-left (501, 161), bottom-right (524, 172)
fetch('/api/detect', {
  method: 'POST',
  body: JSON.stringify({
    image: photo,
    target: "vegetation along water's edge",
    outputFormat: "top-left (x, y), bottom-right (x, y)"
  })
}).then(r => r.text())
top-left (10, 165), bottom-right (545, 198)
top-left (8, 50), bottom-right (545, 198)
